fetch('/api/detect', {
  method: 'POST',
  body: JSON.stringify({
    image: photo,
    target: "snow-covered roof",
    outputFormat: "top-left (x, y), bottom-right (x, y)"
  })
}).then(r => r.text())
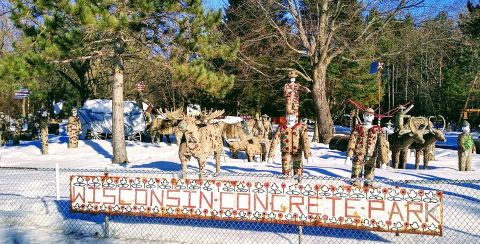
top-left (81, 99), bottom-right (139, 114)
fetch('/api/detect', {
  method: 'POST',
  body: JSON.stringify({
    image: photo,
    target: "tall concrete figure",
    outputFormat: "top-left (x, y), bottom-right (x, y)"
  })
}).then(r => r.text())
top-left (40, 110), bottom-right (49, 155)
top-left (268, 114), bottom-right (312, 176)
top-left (345, 108), bottom-right (382, 187)
top-left (458, 120), bottom-right (475, 171)
top-left (284, 70), bottom-right (310, 117)
top-left (67, 108), bottom-right (81, 148)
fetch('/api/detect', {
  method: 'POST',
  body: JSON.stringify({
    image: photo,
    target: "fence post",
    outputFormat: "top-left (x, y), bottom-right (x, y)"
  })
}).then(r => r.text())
top-left (104, 215), bottom-right (110, 238)
top-left (55, 163), bottom-right (60, 201)
top-left (298, 174), bottom-right (303, 244)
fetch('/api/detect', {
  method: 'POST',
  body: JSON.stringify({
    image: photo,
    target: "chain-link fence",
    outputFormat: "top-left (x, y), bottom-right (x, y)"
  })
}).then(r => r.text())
top-left (0, 166), bottom-right (479, 243)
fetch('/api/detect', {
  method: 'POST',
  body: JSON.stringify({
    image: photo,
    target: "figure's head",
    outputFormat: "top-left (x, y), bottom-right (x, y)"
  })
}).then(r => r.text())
top-left (399, 105), bottom-right (406, 110)
top-left (261, 114), bottom-right (269, 122)
top-left (461, 120), bottom-right (470, 133)
top-left (363, 108), bottom-right (375, 125)
top-left (286, 114), bottom-right (297, 127)
top-left (41, 110), bottom-right (48, 118)
top-left (386, 120), bottom-right (393, 129)
top-left (71, 108), bottom-right (78, 117)
top-left (288, 70), bottom-right (298, 83)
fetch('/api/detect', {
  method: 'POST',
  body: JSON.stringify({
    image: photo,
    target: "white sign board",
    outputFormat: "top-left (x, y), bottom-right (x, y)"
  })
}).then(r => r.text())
top-left (70, 175), bottom-right (443, 236)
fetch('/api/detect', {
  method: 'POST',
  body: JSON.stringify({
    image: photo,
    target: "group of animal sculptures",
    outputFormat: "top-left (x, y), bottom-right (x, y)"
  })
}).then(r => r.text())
top-left (330, 112), bottom-right (446, 170)
top-left (223, 116), bottom-right (272, 162)
top-left (153, 107), bottom-right (273, 178)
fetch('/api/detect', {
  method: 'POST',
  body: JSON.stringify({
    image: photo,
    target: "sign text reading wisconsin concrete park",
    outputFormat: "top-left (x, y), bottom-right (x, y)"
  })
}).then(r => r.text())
top-left (70, 175), bottom-right (443, 236)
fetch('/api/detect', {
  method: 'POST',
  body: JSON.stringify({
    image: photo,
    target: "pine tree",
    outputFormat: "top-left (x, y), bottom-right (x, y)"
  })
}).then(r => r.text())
top-left (9, 0), bottom-right (237, 163)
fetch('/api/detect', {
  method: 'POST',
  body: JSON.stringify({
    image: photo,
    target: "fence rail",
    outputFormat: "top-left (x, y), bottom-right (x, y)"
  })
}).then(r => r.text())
top-left (1, 166), bottom-right (479, 243)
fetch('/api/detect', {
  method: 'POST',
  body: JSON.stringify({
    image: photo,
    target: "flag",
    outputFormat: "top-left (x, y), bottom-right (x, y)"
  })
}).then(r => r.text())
top-left (369, 61), bottom-right (384, 74)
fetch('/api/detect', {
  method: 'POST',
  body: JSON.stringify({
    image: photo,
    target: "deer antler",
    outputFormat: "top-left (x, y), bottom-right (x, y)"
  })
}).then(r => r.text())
top-left (201, 109), bottom-right (225, 122)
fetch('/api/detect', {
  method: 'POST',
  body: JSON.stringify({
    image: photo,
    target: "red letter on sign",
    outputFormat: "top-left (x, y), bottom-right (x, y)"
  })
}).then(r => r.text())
top-left (166, 190), bottom-right (180, 207)
top-left (368, 200), bottom-right (385, 219)
top-left (73, 187), bottom-right (85, 203)
top-left (345, 198), bottom-right (361, 218)
top-left (326, 196), bottom-right (341, 216)
top-left (289, 196), bottom-right (304, 214)
top-left (220, 192), bottom-right (234, 210)
top-left (103, 188), bottom-right (116, 205)
top-left (307, 196), bottom-right (320, 215)
top-left (237, 193), bottom-right (251, 211)
top-left (425, 203), bottom-right (441, 224)
top-left (135, 189), bottom-right (148, 206)
top-left (389, 202), bottom-right (405, 222)
top-left (271, 195), bottom-right (285, 213)
top-left (183, 190), bottom-right (197, 209)
top-left (88, 187), bottom-right (101, 204)
top-left (150, 189), bottom-right (164, 207)
top-left (254, 193), bottom-right (268, 212)
top-left (119, 188), bottom-right (132, 205)
top-left (407, 202), bottom-right (424, 223)
top-left (200, 191), bottom-right (213, 209)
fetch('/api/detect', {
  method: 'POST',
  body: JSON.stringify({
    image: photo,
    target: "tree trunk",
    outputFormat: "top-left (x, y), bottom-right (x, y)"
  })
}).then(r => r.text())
top-left (112, 53), bottom-right (128, 164)
top-left (312, 118), bottom-right (319, 142)
top-left (312, 63), bottom-right (334, 143)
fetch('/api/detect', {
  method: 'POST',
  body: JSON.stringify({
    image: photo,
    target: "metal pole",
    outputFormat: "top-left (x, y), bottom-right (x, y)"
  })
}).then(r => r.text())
top-left (377, 66), bottom-right (382, 115)
top-left (298, 174), bottom-right (303, 244)
top-left (104, 215), bottom-right (110, 238)
top-left (55, 163), bottom-right (60, 201)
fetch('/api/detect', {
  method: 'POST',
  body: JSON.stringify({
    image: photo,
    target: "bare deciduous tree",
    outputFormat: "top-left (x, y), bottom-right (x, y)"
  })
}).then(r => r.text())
top-left (257, 0), bottom-right (425, 143)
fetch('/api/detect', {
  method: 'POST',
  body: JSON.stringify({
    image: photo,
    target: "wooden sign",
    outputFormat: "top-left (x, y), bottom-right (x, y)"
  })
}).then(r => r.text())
top-left (70, 175), bottom-right (443, 236)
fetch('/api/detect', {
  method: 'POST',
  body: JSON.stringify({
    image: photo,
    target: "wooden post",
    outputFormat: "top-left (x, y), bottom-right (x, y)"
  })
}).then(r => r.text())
top-left (22, 98), bottom-right (26, 118)
top-left (377, 63), bottom-right (383, 115)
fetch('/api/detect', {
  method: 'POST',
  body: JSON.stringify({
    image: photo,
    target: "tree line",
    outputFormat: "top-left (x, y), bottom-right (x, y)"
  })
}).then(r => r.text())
top-left (0, 0), bottom-right (479, 160)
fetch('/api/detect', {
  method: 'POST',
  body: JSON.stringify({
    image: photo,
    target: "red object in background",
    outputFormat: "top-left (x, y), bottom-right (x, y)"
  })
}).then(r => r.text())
top-left (272, 116), bottom-right (286, 125)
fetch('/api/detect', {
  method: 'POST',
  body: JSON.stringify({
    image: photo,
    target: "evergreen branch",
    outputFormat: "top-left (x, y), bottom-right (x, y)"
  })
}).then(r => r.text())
top-left (53, 51), bottom-right (113, 64)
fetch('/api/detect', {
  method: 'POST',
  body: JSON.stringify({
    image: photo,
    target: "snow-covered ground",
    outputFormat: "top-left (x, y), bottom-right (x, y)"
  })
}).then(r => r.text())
top-left (1, 129), bottom-right (479, 243)
top-left (1, 130), bottom-right (479, 181)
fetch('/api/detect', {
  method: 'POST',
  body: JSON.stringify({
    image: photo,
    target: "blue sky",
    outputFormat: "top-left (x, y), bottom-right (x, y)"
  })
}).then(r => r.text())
top-left (203, 0), bottom-right (475, 16)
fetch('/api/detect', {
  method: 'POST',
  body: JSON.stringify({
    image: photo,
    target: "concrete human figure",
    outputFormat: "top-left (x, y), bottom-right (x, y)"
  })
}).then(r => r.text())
top-left (67, 108), bottom-right (81, 148)
top-left (251, 115), bottom-right (265, 138)
top-left (284, 70), bottom-right (310, 117)
top-left (0, 113), bottom-right (8, 146)
top-left (458, 120), bottom-right (475, 171)
top-left (40, 110), bottom-right (49, 155)
top-left (12, 118), bottom-right (23, 145)
top-left (267, 114), bottom-right (312, 176)
top-left (345, 108), bottom-right (382, 187)
top-left (395, 104), bottom-right (414, 135)
top-left (261, 114), bottom-right (272, 140)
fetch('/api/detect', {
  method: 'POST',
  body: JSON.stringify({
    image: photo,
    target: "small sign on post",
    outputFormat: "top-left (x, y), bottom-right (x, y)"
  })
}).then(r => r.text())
top-left (14, 87), bottom-right (30, 100)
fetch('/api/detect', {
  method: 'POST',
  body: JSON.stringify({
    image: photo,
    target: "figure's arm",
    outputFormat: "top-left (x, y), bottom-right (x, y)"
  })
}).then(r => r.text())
top-left (472, 136), bottom-right (476, 153)
top-left (346, 128), bottom-right (359, 158)
top-left (301, 125), bottom-right (312, 158)
top-left (298, 84), bottom-right (311, 93)
top-left (458, 134), bottom-right (466, 151)
top-left (402, 105), bottom-right (414, 115)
